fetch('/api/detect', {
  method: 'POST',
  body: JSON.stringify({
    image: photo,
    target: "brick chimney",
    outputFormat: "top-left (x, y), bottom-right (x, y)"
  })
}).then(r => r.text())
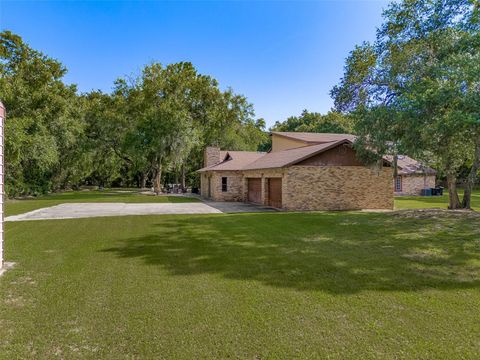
top-left (204, 146), bottom-right (221, 167)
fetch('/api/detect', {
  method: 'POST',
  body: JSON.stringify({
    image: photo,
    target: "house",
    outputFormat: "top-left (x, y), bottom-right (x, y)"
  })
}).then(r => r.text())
top-left (198, 132), bottom-right (395, 211)
top-left (385, 155), bottom-right (436, 196)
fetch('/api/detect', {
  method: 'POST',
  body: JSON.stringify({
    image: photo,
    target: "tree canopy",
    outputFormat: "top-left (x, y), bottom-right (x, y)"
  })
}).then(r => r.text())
top-left (0, 31), bottom-right (83, 195)
top-left (331, 0), bottom-right (480, 209)
top-left (271, 110), bottom-right (354, 134)
top-left (0, 31), bottom-right (267, 197)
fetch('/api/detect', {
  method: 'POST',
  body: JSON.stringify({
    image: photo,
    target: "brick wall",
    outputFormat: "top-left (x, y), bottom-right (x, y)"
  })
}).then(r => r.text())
top-left (396, 175), bottom-right (436, 195)
top-left (201, 166), bottom-right (394, 210)
top-left (200, 171), bottom-right (244, 201)
top-left (200, 173), bottom-right (209, 198)
top-left (204, 147), bottom-right (221, 167)
top-left (284, 166), bottom-right (393, 210)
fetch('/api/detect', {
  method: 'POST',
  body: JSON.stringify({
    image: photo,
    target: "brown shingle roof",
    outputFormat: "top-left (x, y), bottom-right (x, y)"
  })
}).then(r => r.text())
top-left (242, 140), bottom-right (351, 170)
top-left (271, 131), bottom-right (356, 144)
top-left (383, 155), bottom-right (436, 175)
top-left (199, 132), bottom-right (436, 174)
top-left (197, 151), bottom-right (265, 172)
top-left (274, 132), bottom-right (436, 175)
top-left (199, 139), bottom-right (354, 172)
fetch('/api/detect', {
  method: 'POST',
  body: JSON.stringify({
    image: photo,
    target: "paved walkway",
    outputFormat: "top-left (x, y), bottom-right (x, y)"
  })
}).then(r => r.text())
top-left (6, 201), bottom-right (277, 222)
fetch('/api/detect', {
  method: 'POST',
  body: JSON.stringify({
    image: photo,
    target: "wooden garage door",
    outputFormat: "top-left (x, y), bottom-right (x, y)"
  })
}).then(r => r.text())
top-left (247, 178), bottom-right (262, 204)
top-left (267, 178), bottom-right (282, 208)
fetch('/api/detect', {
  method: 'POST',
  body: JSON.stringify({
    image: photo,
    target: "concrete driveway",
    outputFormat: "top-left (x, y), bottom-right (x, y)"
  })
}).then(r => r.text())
top-left (6, 201), bottom-right (277, 222)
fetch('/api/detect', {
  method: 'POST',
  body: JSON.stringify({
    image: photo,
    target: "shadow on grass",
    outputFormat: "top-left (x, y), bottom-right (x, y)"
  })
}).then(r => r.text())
top-left (102, 212), bottom-right (480, 294)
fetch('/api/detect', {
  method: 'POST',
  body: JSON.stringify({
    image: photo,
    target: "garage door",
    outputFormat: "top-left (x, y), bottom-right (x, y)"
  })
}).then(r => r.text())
top-left (267, 178), bottom-right (282, 208)
top-left (247, 178), bottom-right (262, 204)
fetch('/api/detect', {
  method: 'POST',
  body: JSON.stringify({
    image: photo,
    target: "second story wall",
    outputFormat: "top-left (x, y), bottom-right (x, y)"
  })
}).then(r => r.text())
top-left (271, 134), bottom-right (306, 152)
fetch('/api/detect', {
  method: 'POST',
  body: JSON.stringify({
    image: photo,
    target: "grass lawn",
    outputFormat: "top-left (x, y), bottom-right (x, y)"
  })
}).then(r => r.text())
top-left (6, 188), bottom-right (479, 217)
top-left (395, 189), bottom-right (480, 211)
top-left (5, 190), bottom-right (199, 216)
top-left (1, 211), bottom-right (479, 358)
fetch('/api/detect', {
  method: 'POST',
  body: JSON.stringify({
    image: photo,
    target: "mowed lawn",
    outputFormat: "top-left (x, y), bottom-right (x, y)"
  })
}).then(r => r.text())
top-left (395, 189), bottom-right (480, 211)
top-left (1, 209), bottom-right (480, 358)
top-left (5, 190), bottom-right (199, 216)
top-left (6, 188), bottom-right (479, 217)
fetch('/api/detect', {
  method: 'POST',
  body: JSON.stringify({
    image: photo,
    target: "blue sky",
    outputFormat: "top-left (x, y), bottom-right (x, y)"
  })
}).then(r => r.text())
top-left (0, 1), bottom-right (389, 127)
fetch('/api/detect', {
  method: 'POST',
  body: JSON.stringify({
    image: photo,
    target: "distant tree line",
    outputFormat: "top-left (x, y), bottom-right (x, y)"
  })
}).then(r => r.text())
top-left (271, 110), bottom-right (354, 134)
top-left (0, 31), bottom-right (267, 197)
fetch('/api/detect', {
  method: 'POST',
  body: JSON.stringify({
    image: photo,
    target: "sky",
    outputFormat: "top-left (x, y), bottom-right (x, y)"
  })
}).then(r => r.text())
top-left (0, 0), bottom-right (390, 127)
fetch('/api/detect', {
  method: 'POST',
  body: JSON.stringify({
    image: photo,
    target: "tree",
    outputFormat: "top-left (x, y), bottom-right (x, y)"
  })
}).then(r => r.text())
top-left (82, 91), bottom-right (127, 187)
top-left (331, 0), bottom-right (480, 209)
top-left (129, 62), bottom-right (267, 193)
top-left (271, 110), bottom-right (354, 134)
top-left (0, 31), bottom-right (84, 196)
top-left (118, 63), bottom-right (205, 194)
top-left (1, 31), bottom-right (267, 194)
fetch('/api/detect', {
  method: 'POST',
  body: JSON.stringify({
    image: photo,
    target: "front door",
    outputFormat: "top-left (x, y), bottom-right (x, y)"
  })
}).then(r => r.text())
top-left (247, 178), bottom-right (262, 204)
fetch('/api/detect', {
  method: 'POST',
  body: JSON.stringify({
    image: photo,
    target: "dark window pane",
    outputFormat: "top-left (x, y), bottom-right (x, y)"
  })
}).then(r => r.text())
top-left (395, 176), bottom-right (402, 191)
top-left (222, 177), bottom-right (228, 192)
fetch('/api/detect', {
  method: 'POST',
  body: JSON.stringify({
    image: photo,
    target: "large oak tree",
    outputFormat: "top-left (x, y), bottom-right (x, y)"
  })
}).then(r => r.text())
top-left (331, 0), bottom-right (480, 209)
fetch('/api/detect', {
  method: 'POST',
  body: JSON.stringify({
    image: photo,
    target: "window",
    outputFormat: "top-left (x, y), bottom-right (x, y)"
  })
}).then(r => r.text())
top-left (221, 177), bottom-right (228, 192)
top-left (395, 176), bottom-right (402, 192)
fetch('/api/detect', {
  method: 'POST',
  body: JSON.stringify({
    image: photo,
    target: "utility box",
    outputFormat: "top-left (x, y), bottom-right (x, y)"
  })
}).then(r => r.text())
top-left (421, 188), bottom-right (432, 196)
top-left (0, 102), bottom-right (4, 270)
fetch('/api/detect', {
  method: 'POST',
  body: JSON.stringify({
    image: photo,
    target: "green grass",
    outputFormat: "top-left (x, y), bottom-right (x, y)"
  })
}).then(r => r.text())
top-left (395, 189), bottom-right (480, 211)
top-left (5, 190), bottom-right (199, 216)
top-left (1, 211), bottom-right (479, 358)
top-left (6, 188), bottom-right (479, 217)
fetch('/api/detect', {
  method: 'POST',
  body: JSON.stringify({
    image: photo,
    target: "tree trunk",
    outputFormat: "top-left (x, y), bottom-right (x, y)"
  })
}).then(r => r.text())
top-left (462, 136), bottom-right (480, 209)
top-left (140, 172), bottom-right (146, 189)
top-left (447, 173), bottom-right (461, 209)
top-left (392, 154), bottom-right (398, 178)
top-left (153, 163), bottom-right (162, 195)
top-left (181, 165), bottom-right (186, 192)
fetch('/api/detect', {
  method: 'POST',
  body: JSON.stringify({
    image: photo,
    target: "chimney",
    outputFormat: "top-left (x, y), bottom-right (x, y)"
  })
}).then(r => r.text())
top-left (204, 146), bottom-right (221, 167)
